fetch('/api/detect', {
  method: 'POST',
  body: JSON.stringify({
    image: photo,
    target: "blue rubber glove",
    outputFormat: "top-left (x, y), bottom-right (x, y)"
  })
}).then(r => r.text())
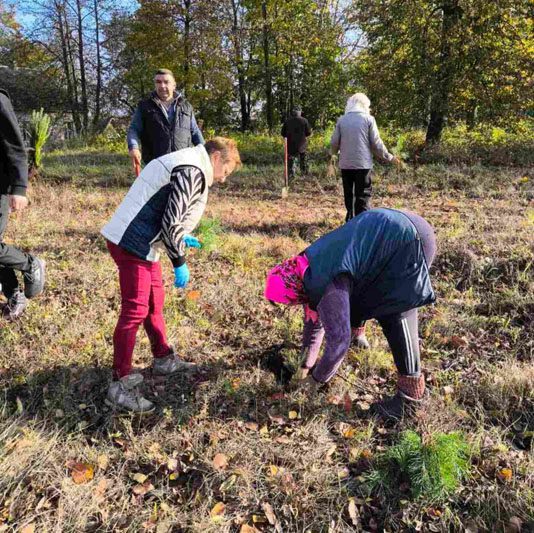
top-left (183, 235), bottom-right (202, 248)
top-left (174, 264), bottom-right (190, 288)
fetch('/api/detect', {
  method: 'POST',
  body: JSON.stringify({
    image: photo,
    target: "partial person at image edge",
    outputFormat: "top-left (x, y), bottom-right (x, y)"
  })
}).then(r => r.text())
top-left (0, 89), bottom-right (46, 320)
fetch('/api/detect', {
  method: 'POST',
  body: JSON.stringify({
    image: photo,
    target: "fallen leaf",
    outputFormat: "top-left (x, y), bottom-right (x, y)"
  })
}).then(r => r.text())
top-left (360, 449), bottom-right (373, 460)
top-left (338, 467), bottom-right (350, 479)
top-left (261, 502), bottom-right (281, 532)
top-left (186, 290), bottom-right (201, 301)
top-left (348, 498), bottom-right (360, 526)
top-left (442, 385), bottom-right (454, 395)
top-left (325, 444), bottom-right (337, 461)
top-left (132, 480), bottom-right (154, 495)
top-left (167, 457), bottom-right (178, 471)
top-left (252, 514), bottom-right (268, 524)
top-left (220, 474), bottom-right (237, 492)
top-left (275, 436), bottom-right (291, 444)
top-left (20, 524), bottom-right (35, 533)
top-left (210, 502), bottom-right (226, 517)
top-left (212, 453), bottom-right (229, 470)
top-left (356, 401), bottom-right (370, 411)
top-left (93, 478), bottom-right (108, 501)
top-left (497, 468), bottom-right (513, 482)
top-left (130, 472), bottom-right (148, 483)
top-left (268, 413), bottom-right (286, 425)
top-left (288, 410), bottom-right (298, 420)
top-left (268, 464), bottom-right (279, 476)
top-left (259, 425), bottom-right (269, 436)
top-left (449, 335), bottom-right (468, 348)
top-left (97, 454), bottom-right (109, 471)
top-left (68, 462), bottom-right (94, 484)
top-left (244, 422), bottom-right (259, 431)
top-left (343, 427), bottom-right (357, 439)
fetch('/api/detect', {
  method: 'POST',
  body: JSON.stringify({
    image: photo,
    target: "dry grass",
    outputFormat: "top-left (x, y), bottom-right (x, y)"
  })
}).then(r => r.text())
top-left (0, 150), bottom-right (532, 531)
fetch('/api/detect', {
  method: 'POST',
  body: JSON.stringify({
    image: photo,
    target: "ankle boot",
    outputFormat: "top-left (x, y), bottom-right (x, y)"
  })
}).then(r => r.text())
top-left (352, 325), bottom-right (370, 350)
top-left (371, 374), bottom-right (426, 421)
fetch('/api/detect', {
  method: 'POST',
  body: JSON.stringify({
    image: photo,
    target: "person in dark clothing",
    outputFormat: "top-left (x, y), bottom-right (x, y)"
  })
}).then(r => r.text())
top-left (264, 208), bottom-right (437, 421)
top-left (281, 107), bottom-right (312, 178)
top-left (0, 89), bottom-right (46, 319)
top-left (127, 69), bottom-right (205, 173)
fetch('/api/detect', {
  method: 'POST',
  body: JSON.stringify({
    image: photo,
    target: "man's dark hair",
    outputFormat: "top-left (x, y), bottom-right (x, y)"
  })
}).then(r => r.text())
top-left (154, 69), bottom-right (175, 79)
top-left (291, 107), bottom-right (302, 116)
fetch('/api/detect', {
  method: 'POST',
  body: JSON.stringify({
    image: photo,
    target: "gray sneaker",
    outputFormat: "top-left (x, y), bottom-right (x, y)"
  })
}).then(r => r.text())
top-left (24, 257), bottom-right (46, 298)
top-left (105, 373), bottom-right (154, 414)
top-left (2, 290), bottom-right (27, 320)
top-left (152, 350), bottom-right (197, 375)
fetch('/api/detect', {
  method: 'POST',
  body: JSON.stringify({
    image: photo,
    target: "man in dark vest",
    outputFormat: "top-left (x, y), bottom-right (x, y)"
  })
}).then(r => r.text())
top-left (0, 89), bottom-right (46, 319)
top-left (127, 69), bottom-right (205, 173)
top-left (281, 107), bottom-right (312, 179)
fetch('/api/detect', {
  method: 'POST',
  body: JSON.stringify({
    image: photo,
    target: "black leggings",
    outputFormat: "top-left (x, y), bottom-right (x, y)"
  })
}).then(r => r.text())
top-left (378, 308), bottom-right (420, 376)
top-left (341, 169), bottom-right (371, 221)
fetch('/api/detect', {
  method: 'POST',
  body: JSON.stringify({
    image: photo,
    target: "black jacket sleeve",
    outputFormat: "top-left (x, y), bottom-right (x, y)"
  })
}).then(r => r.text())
top-left (0, 93), bottom-right (28, 196)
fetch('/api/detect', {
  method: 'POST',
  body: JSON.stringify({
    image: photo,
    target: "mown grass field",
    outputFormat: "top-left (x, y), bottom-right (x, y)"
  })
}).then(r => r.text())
top-left (0, 144), bottom-right (533, 532)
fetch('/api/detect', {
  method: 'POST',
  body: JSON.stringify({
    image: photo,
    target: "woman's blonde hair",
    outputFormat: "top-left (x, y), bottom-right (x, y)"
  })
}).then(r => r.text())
top-left (345, 93), bottom-right (371, 114)
top-left (205, 137), bottom-right (242, 169)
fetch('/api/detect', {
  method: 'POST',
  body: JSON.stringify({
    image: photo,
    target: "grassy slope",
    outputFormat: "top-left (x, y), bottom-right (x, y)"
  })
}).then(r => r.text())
top-left (0, 147), bottom-right (533, 532)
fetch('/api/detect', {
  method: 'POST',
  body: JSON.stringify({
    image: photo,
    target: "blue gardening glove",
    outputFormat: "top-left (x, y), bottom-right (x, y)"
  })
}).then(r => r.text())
top-left (174, 264), bottom-right (190, 288)
top-left (183, 235), bottom-right (202, 248)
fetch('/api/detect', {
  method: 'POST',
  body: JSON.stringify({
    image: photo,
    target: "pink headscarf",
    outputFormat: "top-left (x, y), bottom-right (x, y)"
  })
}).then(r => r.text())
top-left (264, 254), bottom-right (319, 322)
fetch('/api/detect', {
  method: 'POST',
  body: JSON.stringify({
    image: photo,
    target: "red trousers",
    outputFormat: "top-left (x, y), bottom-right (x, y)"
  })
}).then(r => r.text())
top-left (107, 241), bottom-right (171, 378)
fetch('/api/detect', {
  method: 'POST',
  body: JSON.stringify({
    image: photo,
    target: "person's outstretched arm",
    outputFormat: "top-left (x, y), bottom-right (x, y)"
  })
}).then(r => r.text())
top-left (310, 274), bottom-right (352, 383)
top-left (368, 116), bottom-right (395, 163)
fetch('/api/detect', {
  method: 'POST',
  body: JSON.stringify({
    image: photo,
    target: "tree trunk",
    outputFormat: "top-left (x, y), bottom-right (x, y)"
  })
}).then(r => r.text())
top-left (93, 0), bottom-right (102, 128)
top-left (231, 0), bottom-right (250, 131)
top-left (56, 1), bottom-right (80, 132)
top-left (75, 0), bottom-right (89, 132)
top-left (261, 0), bottom-right (274, 133)
top-left (425, 0), bottom-right (462, 144)
top-left (183, 0), bottom-right (192, 95)
top-left (61, 4), bottom-right (83, 133)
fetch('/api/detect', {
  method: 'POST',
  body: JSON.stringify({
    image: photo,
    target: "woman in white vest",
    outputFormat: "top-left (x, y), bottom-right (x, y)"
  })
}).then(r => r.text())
top-left (101, 137), bottom-right (241, 413)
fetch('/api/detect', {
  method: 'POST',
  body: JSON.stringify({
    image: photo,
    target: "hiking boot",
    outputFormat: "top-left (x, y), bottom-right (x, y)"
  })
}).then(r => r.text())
top-left (2, 290), bottom-right (27, 320)
top-left (152, 349), bottom-right (197, 375)
top-left (105, 373), bottom-right (154, 414)
top-left (371, 375), bottom-right (426, 421)
top-left (352, 326), bottom-right (370, 350)
top-left (23, 257), bottom-right (46, 298)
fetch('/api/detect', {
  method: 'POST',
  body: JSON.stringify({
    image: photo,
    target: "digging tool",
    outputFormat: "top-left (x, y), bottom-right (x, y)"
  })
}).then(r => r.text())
top-left (282, 137), bottom-right (289, 198)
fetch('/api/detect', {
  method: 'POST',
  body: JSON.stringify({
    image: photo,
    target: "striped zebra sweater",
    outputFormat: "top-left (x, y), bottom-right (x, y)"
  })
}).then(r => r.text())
top-left (101, 145), bottom-right (213, 266)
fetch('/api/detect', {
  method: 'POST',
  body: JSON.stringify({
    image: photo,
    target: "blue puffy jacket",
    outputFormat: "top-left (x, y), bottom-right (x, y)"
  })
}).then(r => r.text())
top-left (303, 208), bottom-right (435, 320)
